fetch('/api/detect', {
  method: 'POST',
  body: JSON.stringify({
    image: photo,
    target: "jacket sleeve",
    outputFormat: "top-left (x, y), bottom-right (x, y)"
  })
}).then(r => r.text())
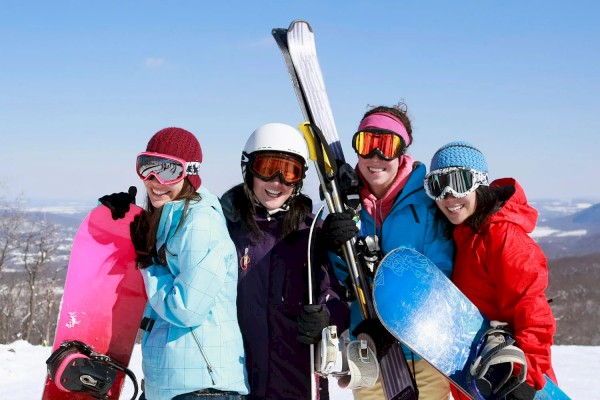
top-left (486, 223), bottom-right (556, 389)
top-left (141, 207), bottom-right (235, 328)
top-left (423, 204), bottom-right (455, 279)
top-left (316, 252), bottom-right (351, 333)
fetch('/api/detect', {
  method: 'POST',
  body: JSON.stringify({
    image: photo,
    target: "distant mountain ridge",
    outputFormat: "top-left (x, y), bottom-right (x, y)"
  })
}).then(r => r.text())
top-left (547, 202), bottom-right (600, 234)
top-left (534, 201), bottom-right (600, 259)
top-left (23, 210), bottom-right (90, 230)
top-left (530, 197), bottom-right (599, 221)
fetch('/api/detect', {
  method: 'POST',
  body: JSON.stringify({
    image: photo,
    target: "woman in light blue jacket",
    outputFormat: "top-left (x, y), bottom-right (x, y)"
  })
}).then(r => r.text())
top-left (106, 127), bottom-right (248, 400)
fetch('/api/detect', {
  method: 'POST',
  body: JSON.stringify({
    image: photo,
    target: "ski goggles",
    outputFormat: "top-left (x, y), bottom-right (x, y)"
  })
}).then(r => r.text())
top-left (352, 130), bottom-right (405, 160)
top-left (424, 167), bottom-right (489, 201)
top-left (249, 152), bottom-right (305, 185)
top-left (136, 152), bottom-right (200, 185)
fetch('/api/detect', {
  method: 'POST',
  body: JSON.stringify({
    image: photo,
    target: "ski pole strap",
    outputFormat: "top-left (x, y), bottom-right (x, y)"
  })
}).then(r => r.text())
top-left (46, 340), bottom-right (139, 400)
top-left (470, 321), bottom-right (527, 399)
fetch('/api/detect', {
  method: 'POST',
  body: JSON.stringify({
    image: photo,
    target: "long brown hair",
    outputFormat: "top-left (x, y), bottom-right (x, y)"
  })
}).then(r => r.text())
top-left (463, 185), bottom-right (513, 232)
top-left (143, 178), bottom-right (201, 264)
top-left (228, 182), bottom-right (311, 241)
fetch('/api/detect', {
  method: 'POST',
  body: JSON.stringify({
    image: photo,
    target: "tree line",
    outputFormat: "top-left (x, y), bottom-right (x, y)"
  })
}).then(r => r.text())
top-left (0, 193), bottom-right (65, 345)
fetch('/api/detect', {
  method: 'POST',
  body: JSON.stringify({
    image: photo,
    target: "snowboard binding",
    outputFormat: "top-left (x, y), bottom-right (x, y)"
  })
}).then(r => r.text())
top-left (336, 337), bottom-right (379, 390)
top-left (469, 321), bottom-right (527, 399)
top-left (315, 325), bottom-right (344, 375)
top-left (46, 340), bottom-right (138, 400)
top-left (355, 235), bottom-right (382, 278)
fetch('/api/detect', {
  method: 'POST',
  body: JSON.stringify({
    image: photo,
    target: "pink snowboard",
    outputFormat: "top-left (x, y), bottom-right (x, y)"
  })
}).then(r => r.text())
top-left (42, 204), bottom-right (147, 400)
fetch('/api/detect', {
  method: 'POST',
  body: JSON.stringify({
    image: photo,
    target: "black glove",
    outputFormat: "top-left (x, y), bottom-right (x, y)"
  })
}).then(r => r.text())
top-left (129, 212), bottom-right (151, 268)
top-left (297, 304), bottom-right (331, 345)
top-left (352, 318), bottom-right (397, 360)
top-left (322, 210), bottom-right (359, 250)
top-left (99, 186), bottom-right (137, 220)
top-left (506, 382), bottom-right (536, 400)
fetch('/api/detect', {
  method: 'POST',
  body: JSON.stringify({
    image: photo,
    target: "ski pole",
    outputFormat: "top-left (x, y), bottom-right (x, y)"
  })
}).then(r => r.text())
top-left (306, 205), bottom-right (325, 400)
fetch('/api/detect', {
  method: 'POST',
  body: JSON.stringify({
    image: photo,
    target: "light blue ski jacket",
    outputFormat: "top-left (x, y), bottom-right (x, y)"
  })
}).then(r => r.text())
top-left (333, 163), bottom-right (455, 359)
top-left (139, 186), bottom-right (248, 400)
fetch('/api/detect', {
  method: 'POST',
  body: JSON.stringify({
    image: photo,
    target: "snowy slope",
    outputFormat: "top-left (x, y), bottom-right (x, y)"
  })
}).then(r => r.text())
top-left (0, 341), bottom-right (597, 399)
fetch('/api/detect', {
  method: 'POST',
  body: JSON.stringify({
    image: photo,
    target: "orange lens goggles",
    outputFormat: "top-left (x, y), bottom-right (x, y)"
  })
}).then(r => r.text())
top-left (352, 130), bottom-right (404, 160)
top-left (250, 153), bottom-right (304, 185)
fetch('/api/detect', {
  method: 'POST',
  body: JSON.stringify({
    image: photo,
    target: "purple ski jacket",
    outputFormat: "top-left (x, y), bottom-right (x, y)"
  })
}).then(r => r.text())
top-left (221, 185), bottom-right (350, 400)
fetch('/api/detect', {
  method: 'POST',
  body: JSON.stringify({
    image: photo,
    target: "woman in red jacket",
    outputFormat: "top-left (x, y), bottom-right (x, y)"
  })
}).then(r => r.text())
top-left (424, 141), bottom-right (557, 400)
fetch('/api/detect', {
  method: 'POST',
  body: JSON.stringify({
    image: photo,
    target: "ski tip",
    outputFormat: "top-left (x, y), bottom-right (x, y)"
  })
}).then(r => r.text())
top-left (289, 19), bottom-right (313, 32)
top-left (272, 28), bottom-right (288, 47)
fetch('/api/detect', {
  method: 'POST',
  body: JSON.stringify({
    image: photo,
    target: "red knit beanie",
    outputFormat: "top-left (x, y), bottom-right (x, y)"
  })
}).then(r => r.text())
top-left (146, 127), bottom-right (202, 190)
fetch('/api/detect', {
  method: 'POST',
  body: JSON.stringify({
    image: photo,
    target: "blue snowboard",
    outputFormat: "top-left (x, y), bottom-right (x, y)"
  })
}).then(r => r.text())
top-left (372, 247), bottom-right (569, 400)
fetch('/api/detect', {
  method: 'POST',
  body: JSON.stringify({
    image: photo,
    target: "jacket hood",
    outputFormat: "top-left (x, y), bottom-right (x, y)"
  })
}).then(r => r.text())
top-left (488, 178), bottom-right (538, 233)
top-left (220, 184), bottom-right (242, 223)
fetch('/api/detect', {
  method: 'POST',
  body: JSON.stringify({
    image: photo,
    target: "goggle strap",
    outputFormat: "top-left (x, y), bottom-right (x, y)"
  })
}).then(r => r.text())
top-left (185, 162), bottom-right (201, 176)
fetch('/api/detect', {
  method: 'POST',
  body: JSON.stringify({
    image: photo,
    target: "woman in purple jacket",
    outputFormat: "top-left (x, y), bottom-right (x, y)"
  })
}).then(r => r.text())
top-left (220, 123), bottom-right (350, 400)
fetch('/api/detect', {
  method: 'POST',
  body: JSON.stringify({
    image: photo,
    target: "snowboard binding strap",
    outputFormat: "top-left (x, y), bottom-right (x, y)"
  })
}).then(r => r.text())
top-left (470, 321), bottom-right (527, 399)
top-left (46, 340), bottom-right (138, 400)
top-left (337, 338), bottom-right (380, 390)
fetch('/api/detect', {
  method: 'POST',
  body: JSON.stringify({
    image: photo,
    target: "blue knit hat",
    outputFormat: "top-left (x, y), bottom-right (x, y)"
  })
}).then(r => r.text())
top-left (430, 141), bottom-right (488, 173)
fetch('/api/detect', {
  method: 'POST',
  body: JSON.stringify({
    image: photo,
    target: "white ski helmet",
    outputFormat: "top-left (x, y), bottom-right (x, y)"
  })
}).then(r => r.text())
top-left (241, 122), bottom-right (309, 183)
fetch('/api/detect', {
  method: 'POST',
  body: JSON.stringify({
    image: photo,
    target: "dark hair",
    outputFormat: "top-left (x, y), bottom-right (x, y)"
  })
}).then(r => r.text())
top-left (363, 102), bottom-right (414, 148)
top-left (143, 178), bottom-right (201, 264)
top-left (463, 184), bottom-right (514, 232)
top-left (230, 180), bottom-right (311, 241)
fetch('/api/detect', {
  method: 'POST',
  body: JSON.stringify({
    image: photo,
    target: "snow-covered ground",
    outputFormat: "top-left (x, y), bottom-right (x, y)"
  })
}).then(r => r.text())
top-left (530, 226), bottom-right (588, 239)
top-left (0, 341), bottom-right (597, 399)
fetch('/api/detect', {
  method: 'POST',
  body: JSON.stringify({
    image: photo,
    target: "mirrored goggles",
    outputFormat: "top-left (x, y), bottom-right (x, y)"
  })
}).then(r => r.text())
top-left (352, 130), bottom-right (405, 161)
top-left (424, 167), bottom-right (489, 201)
top-left (136, 152), bottom-right (200, 185)
top-left (250, 152), bottom-right (305, 186)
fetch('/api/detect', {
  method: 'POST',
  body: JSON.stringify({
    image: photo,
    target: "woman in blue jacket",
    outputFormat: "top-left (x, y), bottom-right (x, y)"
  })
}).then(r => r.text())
top-left (324, 105), bottom-right (455, 400)
top-left (102, 127), bottom-right (248, 400)
top-left (220, 123), bottom-right (350, 400)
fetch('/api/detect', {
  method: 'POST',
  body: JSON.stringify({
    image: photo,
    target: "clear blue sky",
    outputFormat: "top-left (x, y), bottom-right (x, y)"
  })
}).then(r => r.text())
top-left (2, 1), bottom-right (599, 205)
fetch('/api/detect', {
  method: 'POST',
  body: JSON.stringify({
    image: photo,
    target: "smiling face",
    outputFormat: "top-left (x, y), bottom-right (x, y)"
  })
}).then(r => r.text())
top-left (357, 155), bottom-right (399, 198)
top-left (143, 176), bottom-right (185, 209)
top-left (436, 191), bottom-right (477, 225)
top-left (252, 176), bottom-right (295, 211)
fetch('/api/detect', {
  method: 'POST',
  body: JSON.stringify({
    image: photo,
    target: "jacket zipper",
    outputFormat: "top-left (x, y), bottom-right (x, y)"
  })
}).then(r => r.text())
top-left (190, 328), bottom-right (216, 385)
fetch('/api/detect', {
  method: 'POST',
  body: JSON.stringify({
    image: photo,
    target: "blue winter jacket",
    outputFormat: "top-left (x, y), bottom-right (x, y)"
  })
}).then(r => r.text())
top-left (221, 185), bottom-right (350, 400)
top-left (139, 186), bottom-right (249, 400)
top-left (333, 163), bottom-right (455, 360)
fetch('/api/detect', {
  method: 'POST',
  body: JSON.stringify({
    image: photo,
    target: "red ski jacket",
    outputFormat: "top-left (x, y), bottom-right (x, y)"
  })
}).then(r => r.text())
top-left (452, 178), bottom-right (557, 392)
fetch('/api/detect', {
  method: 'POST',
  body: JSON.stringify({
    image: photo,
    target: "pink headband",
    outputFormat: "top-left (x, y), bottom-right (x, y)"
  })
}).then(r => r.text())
top-left (357, 112), bottom-right (411, 146)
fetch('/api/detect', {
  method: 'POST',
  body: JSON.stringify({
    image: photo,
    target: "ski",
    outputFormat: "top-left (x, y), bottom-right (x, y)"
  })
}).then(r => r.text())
top-left (272, 20), bottom-right (371, 320)
top-left (273, 20), bottom-right (417, 400)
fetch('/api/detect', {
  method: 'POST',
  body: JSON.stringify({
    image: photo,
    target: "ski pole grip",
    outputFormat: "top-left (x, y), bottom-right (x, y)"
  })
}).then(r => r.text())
top-left (299, 122), bottom-right (334, 174)
top-left (299, 122), bottom-right (318, 161)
